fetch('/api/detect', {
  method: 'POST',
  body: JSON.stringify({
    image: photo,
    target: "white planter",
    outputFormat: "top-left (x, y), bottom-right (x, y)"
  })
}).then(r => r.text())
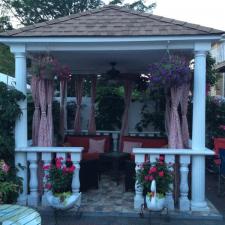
top-left (146, 195), bottom-right (165, 211)
top-left (46, 191), bottom-right (81, 210)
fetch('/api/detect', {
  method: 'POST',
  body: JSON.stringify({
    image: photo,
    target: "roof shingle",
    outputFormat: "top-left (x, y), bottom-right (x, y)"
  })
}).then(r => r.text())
top-left (0, 5), bottom-right (224, 37)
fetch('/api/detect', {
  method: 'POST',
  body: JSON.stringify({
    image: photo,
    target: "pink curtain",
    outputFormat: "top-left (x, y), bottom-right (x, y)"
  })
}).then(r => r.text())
top-left (88, 76), bottom-right (97, 135)
top-left (38, 79), bottom-right (51, 146)
top-left (119, 80), bottom-right (132, 149)
top-left (47, 80), bottom-right (54, 146)
top-left (31, 76), bottom-right (40, 146)
top-left (60, 80), bottom-right (66, 140)
top-left (165, 91), bottom-right (170, 136)
top-left (168, 86), bottom-right (183, 149)
top-left (74, 77), bottom-right (83, 134)
top-left (180, 83), bottom-right (190, 148)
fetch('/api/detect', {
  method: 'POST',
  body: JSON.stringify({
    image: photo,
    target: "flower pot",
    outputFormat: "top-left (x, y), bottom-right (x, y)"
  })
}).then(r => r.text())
top-left (146, 194), bottom-right (165, 211)
top-left (46, 191), bottom-right (81, 210)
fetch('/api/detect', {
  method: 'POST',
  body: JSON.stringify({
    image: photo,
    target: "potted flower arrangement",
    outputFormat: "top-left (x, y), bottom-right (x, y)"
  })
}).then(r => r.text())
top-left (43, 157), bottom-right (80, 210)
top-left (0, 160), bottom-right (23, 203)
top-left (136, 156), bottom-right (173, 210)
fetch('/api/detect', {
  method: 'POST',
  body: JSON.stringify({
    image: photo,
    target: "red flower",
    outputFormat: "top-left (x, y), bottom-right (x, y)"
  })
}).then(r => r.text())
top-left (56, 160), bottom-right (61, 169)
top-left (69, 165), bottom-right (75, 173)
top-left (43, 165), bottom-right (50, 170)
top-left (159, 156), bottom-right (164, 161)
top-left (149, 175), bottom-right (154, 181)
top-left (149, 167), bottom-right (157, 174)
top-left (45, 183), bottom-right (52, 190)
top-left (159, 171), bottom-right (164, 177)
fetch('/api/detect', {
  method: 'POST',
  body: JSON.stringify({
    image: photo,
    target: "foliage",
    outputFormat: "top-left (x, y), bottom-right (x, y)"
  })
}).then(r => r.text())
top-left (2, 0), bottom-right (156, 26)
top-left (206, 53), bottom-right (219, 87)
top-left (135, 89), bottom-right (166, 133)
top-left (136, 156), bottom-right (173, 195)
top-left (0, 82), bottom-right (25, 162)
top-left (148, 55), bottom-right (191, 88)
top-left (96, 86), bottom-right (124, 130)
top-left (30, 55), bottom-right (72, 80)
top-left (0, 160), bottom-right (23, 203)
top-left (206, 96), bottom-right (225, 148)
top-left (43, 157), bottom-right (75, 198)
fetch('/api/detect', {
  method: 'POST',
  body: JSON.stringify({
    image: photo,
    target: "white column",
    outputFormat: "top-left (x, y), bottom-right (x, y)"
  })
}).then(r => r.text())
top-left (134, 153), bottom-right (145, 209)
top-left (42, 152), bottom-right (52, 206)
top-left (11, 45), bottom-right (28, 205)
top-left (191, 43), bottom-right (210, 211)
top-left (27, 152), bottom-right (38, 206)
top-left (71, 152), bottom-right (81, 206)
top-left (179, 155), bottom-right (190, 211)
top-left (165, 155), bottom-right (175, 210)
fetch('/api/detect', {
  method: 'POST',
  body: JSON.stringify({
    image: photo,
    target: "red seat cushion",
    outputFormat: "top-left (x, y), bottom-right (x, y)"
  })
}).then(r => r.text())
top-left (65, 135), bottom-right (111, 153)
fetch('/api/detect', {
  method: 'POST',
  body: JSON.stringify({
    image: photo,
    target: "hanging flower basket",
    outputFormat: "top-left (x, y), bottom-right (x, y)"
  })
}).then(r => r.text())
top-left (148, 55), bottom-right (192, 88)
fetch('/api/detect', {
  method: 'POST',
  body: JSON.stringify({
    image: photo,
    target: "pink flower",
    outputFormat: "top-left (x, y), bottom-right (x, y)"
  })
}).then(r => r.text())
top-left (159, 171), bottom-right (164, 177)
top-left (149, 175), bottom-right (154, 181)
top-left (45, 183), bottom-right (52, 190)
top-left (2, 163), bottom-right (9, 173)
top-left (144, 176), bottom-right (149, 181)
top-left (43, 165), bottom-right (50, 170)
top-left (56, 160), bottom-right (61, 169)
top-left (68, 165), bottom-right (75, 173)
top-left (149, 167), bottom-right (157, 174)
top-left (159, 156), bottom-right (164, 161)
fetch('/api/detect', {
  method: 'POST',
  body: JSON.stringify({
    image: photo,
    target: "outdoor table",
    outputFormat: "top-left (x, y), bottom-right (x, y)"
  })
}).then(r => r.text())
top-left (0, 204), bottom-right (41, 225)
top-left (99, 152), bottom-right (130, 185)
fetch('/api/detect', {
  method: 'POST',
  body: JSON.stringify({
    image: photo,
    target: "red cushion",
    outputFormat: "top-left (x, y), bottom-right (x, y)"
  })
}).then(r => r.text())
top-left (120, 136), bottom-right (168, 151)
top-left (82, 152), bottom-right (99, 160)
top-left (214, 138), bottom-right (225, 156)
top-left (65, 135), bottom-right (111, 153)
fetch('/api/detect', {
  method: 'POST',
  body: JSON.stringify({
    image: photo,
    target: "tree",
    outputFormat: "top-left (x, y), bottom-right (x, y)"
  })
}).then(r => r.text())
top-left (2, 0), bottom-right (156, 26)
top-left (0, 4), bottom-right (14, 75)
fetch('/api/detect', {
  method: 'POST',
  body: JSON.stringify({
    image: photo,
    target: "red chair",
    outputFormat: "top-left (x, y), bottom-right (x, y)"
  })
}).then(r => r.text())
top-left (214, 138), bottom-right (225, 195)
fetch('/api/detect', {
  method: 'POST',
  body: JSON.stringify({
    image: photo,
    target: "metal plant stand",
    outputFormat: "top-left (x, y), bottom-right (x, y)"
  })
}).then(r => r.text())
top-left (139, 203), bottom-right (170, 225)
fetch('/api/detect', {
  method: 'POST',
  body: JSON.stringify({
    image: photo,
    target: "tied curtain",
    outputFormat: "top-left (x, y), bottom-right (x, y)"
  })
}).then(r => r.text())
top-left (60, 80), bottom-right (67, 140)
top-left (88, 76), bottom-right (97, 135)
top-left (74, 77), bottom-right (83, 134)
top-left (31, 76), bottom-right (40, 146)
top-left (37, 79), bottom-right (53, 147)
top-left (180, 83), bottom-right (190, 148)
top-left (119, 80), bottom-right (132, 149)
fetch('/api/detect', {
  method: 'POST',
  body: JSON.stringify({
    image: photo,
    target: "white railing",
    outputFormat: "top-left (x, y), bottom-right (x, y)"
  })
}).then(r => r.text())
top-left (15, 147), bottom-right (83, 207)
top-left (66, 130), bottom-right (162, 151)
top-left (133, 148), bottom-right (214, 211)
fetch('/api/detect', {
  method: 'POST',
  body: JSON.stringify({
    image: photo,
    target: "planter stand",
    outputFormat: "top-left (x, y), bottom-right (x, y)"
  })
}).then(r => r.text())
top-left (139, 203), bottom-right (170, 225)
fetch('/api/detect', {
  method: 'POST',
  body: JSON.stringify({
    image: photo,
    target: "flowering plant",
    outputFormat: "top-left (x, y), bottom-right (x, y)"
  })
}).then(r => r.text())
top-left (43, 157), bottom-right (75, 199)
top-left (30, 55), bottom-right (72, 80)
top-left (136, 156), bottom-right (173, 195)
top-left (148, 55), bottom-right (191, 88)
top-left (0, 160), bottom-right (23, 203)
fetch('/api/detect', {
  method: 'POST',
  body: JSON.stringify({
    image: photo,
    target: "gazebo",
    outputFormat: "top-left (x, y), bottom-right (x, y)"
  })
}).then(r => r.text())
top-left (0, 5), bottom-right (224, 213)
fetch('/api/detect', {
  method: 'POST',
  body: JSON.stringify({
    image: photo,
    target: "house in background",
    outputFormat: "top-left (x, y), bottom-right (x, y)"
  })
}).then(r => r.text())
top-left (211, 35), bottom-right (225, 96)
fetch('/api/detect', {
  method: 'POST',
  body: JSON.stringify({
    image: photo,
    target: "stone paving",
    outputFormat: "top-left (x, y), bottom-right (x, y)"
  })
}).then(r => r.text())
top-left (40, 171), bottom-right (225, 225)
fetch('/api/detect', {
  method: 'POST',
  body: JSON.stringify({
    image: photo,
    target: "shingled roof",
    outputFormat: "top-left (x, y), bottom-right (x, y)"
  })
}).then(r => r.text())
top-left (0, 5), bottom-right (224, 37)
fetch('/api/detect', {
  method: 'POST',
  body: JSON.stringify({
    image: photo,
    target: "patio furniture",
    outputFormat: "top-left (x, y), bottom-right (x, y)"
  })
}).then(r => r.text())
top-left (0, 204), bottom-right (41, 225)
top-left (99, 152), bottom-right (130, 185)
top-left (65, 135), bottom-right (112, 160)
top-left (80, 158), bottom-right (99, 191)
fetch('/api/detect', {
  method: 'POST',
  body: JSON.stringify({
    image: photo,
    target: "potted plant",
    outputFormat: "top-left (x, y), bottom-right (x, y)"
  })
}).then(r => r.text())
top-left (43, 157), bottom-right (81, 210)
top-left (136, 156), bottom-right (173, 210)
top-left (0, 160), bottom-right (23, 203)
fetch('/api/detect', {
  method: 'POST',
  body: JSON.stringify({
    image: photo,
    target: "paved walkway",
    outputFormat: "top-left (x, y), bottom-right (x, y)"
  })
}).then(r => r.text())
top-left (41, 171), bottom-right (225, 225)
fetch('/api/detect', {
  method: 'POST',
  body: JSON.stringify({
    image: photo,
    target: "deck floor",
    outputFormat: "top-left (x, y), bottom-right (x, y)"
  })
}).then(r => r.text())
top-left (81, 174), bottom-right (136, 214)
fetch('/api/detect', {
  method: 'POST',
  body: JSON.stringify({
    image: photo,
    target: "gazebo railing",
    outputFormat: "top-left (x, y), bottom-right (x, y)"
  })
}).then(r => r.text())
top-left (133, 148), bottom-right (214, 211)
top-left (15, 147), bottom-right (83, 207)
top-left (66, 130), bottom-right (162, 151)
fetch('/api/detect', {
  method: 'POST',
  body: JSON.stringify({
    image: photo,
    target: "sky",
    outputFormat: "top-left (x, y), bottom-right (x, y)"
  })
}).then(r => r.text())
top-left (125, 0), bottom-right (225, 31)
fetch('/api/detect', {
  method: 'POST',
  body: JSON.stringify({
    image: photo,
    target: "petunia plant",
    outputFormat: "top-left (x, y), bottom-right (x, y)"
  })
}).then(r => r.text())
top-left (136, 156), bottom-right (173, 196)
top-left (43, 157), bottom-right (75, 201)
